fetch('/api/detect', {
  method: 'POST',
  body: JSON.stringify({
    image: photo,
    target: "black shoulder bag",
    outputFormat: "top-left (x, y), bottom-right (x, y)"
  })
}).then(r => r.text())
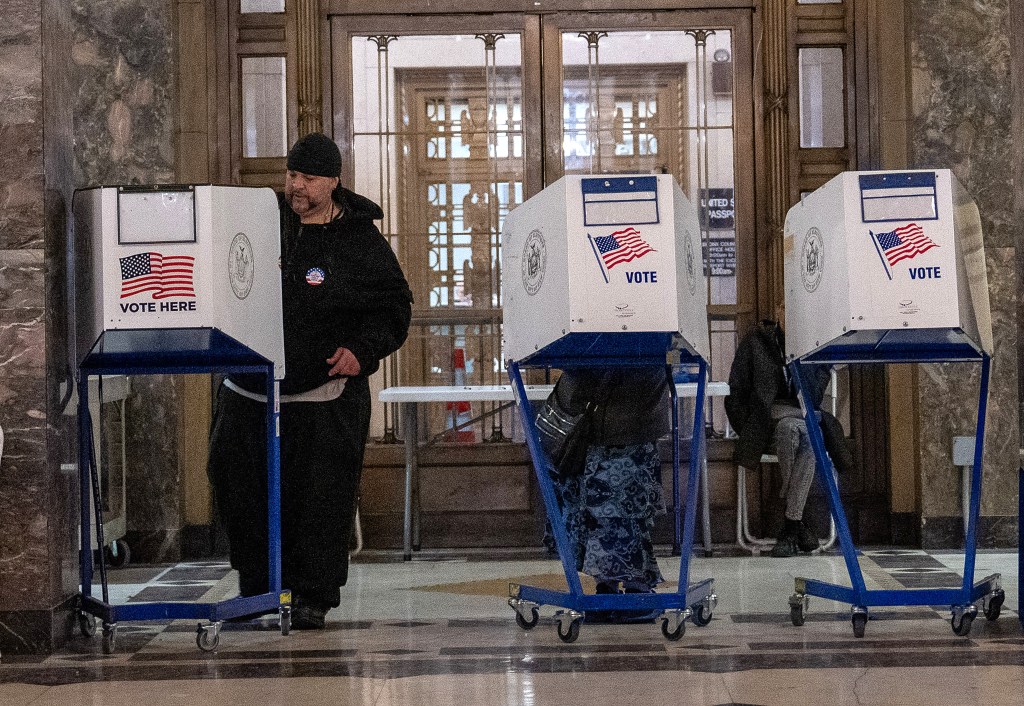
top-left (536, 389), bottom-right (595, 479)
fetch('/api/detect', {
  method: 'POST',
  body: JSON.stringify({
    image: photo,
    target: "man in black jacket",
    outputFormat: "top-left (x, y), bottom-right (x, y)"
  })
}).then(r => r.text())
top-left (725, 312), bottom-right (851, 557)
top-left (208, 133), bottom-right (413, 628)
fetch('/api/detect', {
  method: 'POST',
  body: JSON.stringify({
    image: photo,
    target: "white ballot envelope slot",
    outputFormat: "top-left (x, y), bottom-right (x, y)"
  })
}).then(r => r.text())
top-left (783, 169), bottom-right (992, 361)
top-left (501, 174), bottom-right (709, 363)
top-left (73, 185), bottom-right (286, 379)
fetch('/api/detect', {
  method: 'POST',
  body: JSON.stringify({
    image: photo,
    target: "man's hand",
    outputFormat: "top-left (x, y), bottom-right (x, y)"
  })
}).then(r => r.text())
top-left (327, 347), bottom-right (360, 377)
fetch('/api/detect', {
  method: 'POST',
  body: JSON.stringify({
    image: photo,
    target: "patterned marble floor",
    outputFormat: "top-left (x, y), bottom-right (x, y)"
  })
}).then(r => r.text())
top-left (1, 548), bottom-right (1020, 705)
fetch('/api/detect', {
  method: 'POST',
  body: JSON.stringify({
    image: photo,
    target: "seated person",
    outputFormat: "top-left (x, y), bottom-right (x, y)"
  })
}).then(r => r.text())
top-left (725, 308), bottom-right (852, 557)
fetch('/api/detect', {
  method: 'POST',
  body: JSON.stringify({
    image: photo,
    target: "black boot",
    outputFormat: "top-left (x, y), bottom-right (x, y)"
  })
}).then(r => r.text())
top-left (797, 520), bottom-right (820, 553)
top-left (291, 595), bottom-right (329, 630)
top-left (770, 520), bottom-right (801, 558)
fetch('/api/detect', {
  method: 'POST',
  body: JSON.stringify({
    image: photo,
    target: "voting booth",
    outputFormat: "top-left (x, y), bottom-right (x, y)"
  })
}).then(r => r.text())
top-left (74, 185), bottom-right (285, 375)
top-left (781, 170), bottom-right (1002, 638)
top-left (502, 174), bottom-right (716, 643)
top-left (72, 185), bottom-right (290, 653)
top-left (502, 174), bottom-right (709, 363)
top-left (783, 169), bottom-right (991, 362)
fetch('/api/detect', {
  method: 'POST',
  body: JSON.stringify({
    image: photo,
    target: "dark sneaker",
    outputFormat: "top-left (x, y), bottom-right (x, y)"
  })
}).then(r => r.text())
top-left (291, 602), bottom-right (327, 630)
top-left (797, 521), bottom-right (820, 553)
top-left (770, 533), bottom-right (799, 558)
top-left (612, 609), bottom-right (660, 624)
top-left (584, 610), bottom-right (618, 623)
top-left (616, 586), bottom-right (659, 623)
top-left (585, 609), bottom-right (659, 624)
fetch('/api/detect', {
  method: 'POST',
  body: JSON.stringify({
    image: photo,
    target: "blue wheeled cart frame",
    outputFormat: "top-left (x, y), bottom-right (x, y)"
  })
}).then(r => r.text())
top-left (786, 338), bottom-right (1003, 638)
top-left (505, 332), bottom-right (716, 643)
top-left (76, 328), bottom-right (291, 653)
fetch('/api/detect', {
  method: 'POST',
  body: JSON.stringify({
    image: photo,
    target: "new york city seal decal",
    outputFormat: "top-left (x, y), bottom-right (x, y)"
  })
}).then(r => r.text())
top-left (521, 229), bottom-right (546, 296)
top-left (683, 228), bottom-right (698, 296)
top-left (228, 232), bottom-right (255, 300)
top-left (801, 227), bottom-right (824, 293)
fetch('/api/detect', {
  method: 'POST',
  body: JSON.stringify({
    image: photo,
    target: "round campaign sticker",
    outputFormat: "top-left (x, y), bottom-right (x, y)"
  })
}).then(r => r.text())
top-left (306, 267), bottom-right (326, 286)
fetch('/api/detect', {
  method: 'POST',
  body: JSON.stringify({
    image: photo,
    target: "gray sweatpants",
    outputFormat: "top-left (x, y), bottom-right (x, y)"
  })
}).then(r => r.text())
top-left (774, 415), bottom-right (817, 521)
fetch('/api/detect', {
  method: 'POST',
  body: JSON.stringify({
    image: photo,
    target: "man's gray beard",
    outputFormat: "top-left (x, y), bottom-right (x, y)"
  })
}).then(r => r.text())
top-left (288, 194), bottom-right (318, 213)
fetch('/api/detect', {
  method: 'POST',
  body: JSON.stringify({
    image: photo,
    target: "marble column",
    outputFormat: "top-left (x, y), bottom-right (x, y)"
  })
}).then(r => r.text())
top-left (908, 0), bottom-right (1018, 547)
top-left (0, 0), bottom-right (78, 655)
top-left (0, 0), bottom-right (178, 655)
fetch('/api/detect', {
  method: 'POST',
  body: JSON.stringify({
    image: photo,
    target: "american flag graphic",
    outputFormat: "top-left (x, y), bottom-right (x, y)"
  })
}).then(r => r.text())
top-left (872, 223), bottom-right (938, 268)
top-left (119, 252), bottom-right (196, 299)
top-left (592, 227), bottom-right (656, 269)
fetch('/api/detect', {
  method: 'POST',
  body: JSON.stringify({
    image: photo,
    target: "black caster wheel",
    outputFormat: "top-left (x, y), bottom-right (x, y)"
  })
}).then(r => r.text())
top-left (101, 624), bottom-right (117, 654)
top-left (280, 606), bottom-right (291, 636)
top-left (661, 617), bottom-right (686, 641)
top-left (78, 611), bottom-right (97, 638)
top-left (851, 612), bottom-right (867, 638)
top-left (951, 609), bottom-right (975, 637)
top-left (984, 590), bottom-right (1005, 621)
top-left (691, 603), bottom-right (713, 627)
top-left (104, 539), bottom-right (131, 568)
top-left (515, 607), bottom-right (540, 630)
top-left (790, 603), bottom-right (806, 627)
top-left (196, 623), bottom-right (221, 652)
top-left (556, 618), bottom-right (581, 643)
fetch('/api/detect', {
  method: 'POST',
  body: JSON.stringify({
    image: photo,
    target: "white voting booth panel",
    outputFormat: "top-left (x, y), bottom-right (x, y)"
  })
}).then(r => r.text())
top-left (73, 185), bottom-right (286, 378)
top-left (783, 169), bottom-right (992, 360)
top-left (501, 174), bottom-right (709, 361)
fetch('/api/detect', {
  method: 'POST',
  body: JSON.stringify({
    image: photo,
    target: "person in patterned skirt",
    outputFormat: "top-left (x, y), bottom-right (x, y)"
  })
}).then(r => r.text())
top-left (544, 367), bottom-right (669, 621)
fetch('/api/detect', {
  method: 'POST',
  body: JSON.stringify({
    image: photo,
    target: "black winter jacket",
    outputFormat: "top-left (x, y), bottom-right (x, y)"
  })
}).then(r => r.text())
top-left (725, 321), bottom-right (852, 473)
top-left (234, 187), bottom-right (413, 396)
top-left (553, 367), bottom-right (670, 447)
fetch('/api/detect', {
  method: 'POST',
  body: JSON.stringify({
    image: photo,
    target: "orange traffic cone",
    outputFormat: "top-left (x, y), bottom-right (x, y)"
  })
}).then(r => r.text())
top-left (446, 348), bottom-right (475, 442)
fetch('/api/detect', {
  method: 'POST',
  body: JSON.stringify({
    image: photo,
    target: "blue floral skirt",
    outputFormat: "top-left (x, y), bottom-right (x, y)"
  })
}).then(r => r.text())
top-left (547, 442), bottom-right (665, 590)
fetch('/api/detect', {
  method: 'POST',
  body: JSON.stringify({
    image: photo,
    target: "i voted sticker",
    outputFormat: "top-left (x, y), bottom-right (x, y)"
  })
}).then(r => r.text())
top-left (306, 267), bottom-right (325, 286)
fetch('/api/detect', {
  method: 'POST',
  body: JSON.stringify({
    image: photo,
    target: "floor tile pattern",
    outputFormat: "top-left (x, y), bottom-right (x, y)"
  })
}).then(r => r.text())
top-left (0, 549), bottom-right (1020, 705)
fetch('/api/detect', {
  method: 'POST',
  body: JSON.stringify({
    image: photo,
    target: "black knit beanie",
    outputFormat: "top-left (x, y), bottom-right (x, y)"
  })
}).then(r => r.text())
top-left (286, 133), bottom-right (341, 177)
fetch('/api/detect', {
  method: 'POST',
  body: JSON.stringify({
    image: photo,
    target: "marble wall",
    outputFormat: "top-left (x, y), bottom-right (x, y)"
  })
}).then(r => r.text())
top-left (70, 0), bottom-right (182, 562)
top-left (908, 0), bottom-right (1019, 546)
top-left (71, 0), bottom-right (176, 187)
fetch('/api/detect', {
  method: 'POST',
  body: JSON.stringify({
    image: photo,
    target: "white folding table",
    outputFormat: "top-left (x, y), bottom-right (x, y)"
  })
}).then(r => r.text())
top-left (378, 381), bottom-right (729, 560)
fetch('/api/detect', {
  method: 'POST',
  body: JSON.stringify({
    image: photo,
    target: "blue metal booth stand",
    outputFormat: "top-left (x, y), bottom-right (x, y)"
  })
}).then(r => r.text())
top-left (76, 327), bottom-right (290, 653)
top-left (506, 331), bottom-right (716, 643)
top-left (787, 332), bottom-right (1002, 638)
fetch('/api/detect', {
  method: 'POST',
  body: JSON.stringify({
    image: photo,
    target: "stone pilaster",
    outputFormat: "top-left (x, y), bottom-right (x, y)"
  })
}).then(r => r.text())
top-left (907, 0), bottom-right (1018, 547)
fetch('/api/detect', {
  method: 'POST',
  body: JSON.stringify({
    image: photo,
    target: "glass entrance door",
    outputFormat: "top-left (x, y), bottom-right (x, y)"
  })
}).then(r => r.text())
top-left (330, 9), bottom-right (754, 441)
top-left (543, 13), bottom-right (755, 433)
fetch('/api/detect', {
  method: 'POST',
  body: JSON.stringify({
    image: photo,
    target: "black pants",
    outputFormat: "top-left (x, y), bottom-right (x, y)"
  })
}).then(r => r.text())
top-left (207, 377), bottom-right (371, 608)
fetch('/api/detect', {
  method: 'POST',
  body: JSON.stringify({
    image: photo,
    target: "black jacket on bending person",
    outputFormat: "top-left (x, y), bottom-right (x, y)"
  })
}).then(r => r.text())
top-left (725, 320), bottom-right (852, 473)
top-left (553, 367), bottom-right (670, 447)
top-left (233, 187), bottom-right (413, 396)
